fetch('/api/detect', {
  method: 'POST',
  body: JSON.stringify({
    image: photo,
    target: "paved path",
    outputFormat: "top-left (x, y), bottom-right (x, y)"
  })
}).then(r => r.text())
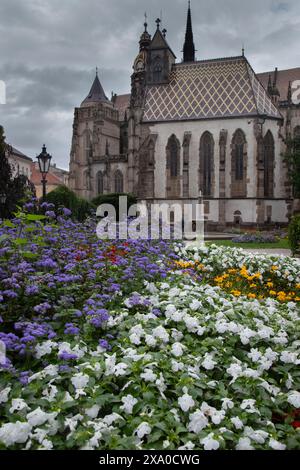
top-left (242, 248), bottom-right (295, 258)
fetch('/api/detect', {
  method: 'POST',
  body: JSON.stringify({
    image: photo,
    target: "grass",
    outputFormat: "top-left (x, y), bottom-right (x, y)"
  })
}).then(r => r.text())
top-left (206, 238), bottom-right (290, 250)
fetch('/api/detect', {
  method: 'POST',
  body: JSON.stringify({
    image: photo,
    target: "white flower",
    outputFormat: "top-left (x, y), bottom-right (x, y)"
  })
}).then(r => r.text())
top-left (280, 351), bottom-right (299, 364)
top-left (190, 299), bottom-right (201, 311)
top-left (226, 363), bottom-right (242, 380)
top-left (152, 326), bottom-right (169, 343)
top-left (269, 438), bottom-right (286, 450)
top-left (171, 360), bottom-right (184, 372)
top-left (202, 353), bottom-right (217, 371)
top-left (129, 333), bottom-right (142, 345)
top-left (236, 437), bottom-right (254, 450)
top-left (183, 314), bottom-right (199, 333)
top-left (240, 328), bottom-right (256, 345)
top-left (0, 421), bottom-right (31, 446)
top-left (71, 373), bottom-right (90, 390)
top-left (135, 422), bottom-right (152, 439)
top-left (35, 340), bottom-right (56, 359)
top-left (9, 398), bottom-right (29, 413)
top-left (140, 369), bottom-right (157, 382)
top-left (102, 413), bottom-right (122, 426)
top-left (248, 348), bottom-right (262, 362)
top-left (221, 398), bottom-right (234, 411)
top-left (166, 305), bottom-right (184, 322)
top-left (240, 399), bottom-right (259, 414)
top-left (85, 405), bottom-right (100, 419)
top-left (0, 387), bottom-right (11, 404)
top-left (178, 390), bottom-right (195, 412)
top-left (200, 433), bottom-right (219, 450)
top-left (114, 362), bottom-right (128, 377)
top-left (105, 354), bottom-right (116, 375)
top-left (188, 410), bottom-right (208, 433)
top-left (163, 439), bottom-right (170, 449)
top-left (120, 395), bottom-right (138, 414)
top-left (244, 427), bottom-right (268, 444)
top-left (145, 335), bottom-right (157, 347)
top-left (287, 391), bottom-right (300, 408)
top-left (43, 365), bottom-right (59, 377)
top-left (178, 441), bottom-right (195, 450)
top-left (42, 384), bottom-right (58, 402)
top-left (230, 417), bottom-right (244, 430)
top-left (40, 439), bottom-right (53, 450)
top-left (27, 407), bottom-right (57, 427)
top-left (171, 342), bottom-right (184, 357)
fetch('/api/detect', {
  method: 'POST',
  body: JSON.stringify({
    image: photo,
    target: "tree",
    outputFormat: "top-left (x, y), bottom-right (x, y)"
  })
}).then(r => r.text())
top-left (0, 126), bottom-right (12, 218)
top-left (0, 125), bottom-right (36, 219)
top-left (285, 135), bottom-right (300, 197)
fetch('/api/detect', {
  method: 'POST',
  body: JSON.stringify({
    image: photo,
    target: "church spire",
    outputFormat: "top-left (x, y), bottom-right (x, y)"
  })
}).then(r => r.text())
top-left (183, 1), bottom-right (195, 62)
top-left (81, 70), bottom-right (109, 106)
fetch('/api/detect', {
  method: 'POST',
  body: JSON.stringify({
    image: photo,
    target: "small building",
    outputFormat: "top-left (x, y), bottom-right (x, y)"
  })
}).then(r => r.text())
top-left (30, 162), bottom-right (68, 199)
top-left (7, 146), bottom-right (33, 179)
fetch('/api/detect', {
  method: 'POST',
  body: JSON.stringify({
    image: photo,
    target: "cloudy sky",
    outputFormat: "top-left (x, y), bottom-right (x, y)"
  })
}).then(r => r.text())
top-left (0, 0), bottom-right (300, 169)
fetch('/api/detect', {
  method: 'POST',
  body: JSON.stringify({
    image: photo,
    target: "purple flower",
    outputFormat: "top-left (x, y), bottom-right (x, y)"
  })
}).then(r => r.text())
top-left (25, 285), bottom-right (40, 296)
top-left (99, 339), bottom-right (109, 350)
top-left (58, 351), bottom-right (78, 361)
top-left (62, 208), bottom-right (72, 217)
top-left (45, 211), bottom-right (56, 219)
top-left (64, 323), bottom-right (80, 336)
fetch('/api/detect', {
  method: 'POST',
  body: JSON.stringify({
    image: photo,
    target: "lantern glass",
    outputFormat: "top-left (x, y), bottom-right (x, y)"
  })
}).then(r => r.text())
top-left (0, 193), bottom-right (6, 204)
top-left (37, 145), bottom-right (52, 175)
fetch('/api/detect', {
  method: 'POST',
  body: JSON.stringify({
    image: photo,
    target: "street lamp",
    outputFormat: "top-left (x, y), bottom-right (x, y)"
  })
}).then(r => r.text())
top-left (37, 144), bottom-right (52, 200)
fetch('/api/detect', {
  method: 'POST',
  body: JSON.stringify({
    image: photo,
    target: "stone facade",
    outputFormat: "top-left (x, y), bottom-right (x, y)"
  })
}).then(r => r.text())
top-left (69, 5), bottom-right (300, 229)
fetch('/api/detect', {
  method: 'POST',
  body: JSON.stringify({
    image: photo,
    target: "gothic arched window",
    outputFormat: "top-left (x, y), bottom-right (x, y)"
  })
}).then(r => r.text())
top-left (97, 171), bottom-right (104, 195)
top-left (114, 170), bottom-right (124, 194)
top-left (200, 132), bottom-right (214, 196)
top-left (166, 135), bottom-right (181, 198)
top-left (168, 135), bottom-right (180, 177)
top-left (263, 131), bottom-right (275, 197)
top-left (233, 130), bottom-right (245, 180)
top-left (231, 129), bottom-right (247, 197)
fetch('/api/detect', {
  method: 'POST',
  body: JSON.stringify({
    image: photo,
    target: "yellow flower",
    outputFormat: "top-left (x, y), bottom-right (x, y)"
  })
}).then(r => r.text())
top-left (248, 293), bottom-right (256, 299)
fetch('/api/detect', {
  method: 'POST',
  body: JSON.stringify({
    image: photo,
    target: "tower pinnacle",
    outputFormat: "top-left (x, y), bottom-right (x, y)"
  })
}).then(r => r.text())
top-left (183, 1), bottom-right (195, 62)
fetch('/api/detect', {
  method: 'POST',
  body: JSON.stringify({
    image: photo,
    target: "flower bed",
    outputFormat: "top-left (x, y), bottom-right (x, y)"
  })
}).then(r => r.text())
top-left (0, 215), bottom-right (300, 450)
top-left (178, 244), bottom-right (300, 302)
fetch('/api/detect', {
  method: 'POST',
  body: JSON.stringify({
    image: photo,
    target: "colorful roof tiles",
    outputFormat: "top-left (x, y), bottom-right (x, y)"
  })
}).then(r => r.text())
top-left (143, 56), bottom-right (282, 122)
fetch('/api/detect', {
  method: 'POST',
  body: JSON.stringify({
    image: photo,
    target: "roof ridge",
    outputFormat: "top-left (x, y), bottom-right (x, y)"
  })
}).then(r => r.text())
top-left (176, 55), bottom-right (245, 66)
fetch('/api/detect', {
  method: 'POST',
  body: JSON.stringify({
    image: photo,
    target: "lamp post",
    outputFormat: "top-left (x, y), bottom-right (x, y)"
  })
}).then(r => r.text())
top-left (37, 145), bottom-right (52, 201)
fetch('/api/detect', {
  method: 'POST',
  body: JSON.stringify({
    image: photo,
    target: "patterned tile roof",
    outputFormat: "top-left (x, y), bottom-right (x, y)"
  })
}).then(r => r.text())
top-left (143, 56), bottom-right (282, 122)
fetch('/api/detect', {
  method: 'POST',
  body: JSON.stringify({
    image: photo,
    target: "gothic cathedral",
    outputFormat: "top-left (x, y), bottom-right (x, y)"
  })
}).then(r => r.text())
top-left (69, 3), bottom-right (300, 229)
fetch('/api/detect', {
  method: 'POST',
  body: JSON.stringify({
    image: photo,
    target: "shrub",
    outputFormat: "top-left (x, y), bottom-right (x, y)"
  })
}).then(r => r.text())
top-left (288, 215), bottom-right (300, 255)
top-left (232, 232), bottom-right (277, 244)
top-left (44, 186), bottom-right (94, 221)
top-left (92, 193), bottom-right (137, 219)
